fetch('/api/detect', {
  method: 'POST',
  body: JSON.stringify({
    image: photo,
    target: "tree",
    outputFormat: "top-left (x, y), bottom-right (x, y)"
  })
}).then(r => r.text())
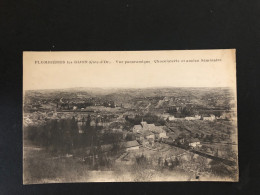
top-left (125, 133), bottom-right (135, 141)
top-left (87, 114), bottom-right (91, 127)
top-left (123, 121), bottom-right (133, 131)
top-left (205, 135), bottom-right (210, 142)
top-left (209, 134), bottom-right (214, 143)
top-left (49, 119), bottom-right (59, 152)
top-left (70, 117), bottom-right (79, 147)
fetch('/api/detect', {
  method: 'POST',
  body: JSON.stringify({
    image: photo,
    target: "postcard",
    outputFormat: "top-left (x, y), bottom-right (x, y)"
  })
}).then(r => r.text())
top-left (23, 49), bottom-right (238, 183)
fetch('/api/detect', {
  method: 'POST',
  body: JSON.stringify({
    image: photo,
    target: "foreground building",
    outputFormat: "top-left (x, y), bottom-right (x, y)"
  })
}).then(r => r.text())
top-left (132, 120), bottom-right (167, 144)
top-left (125, 140), bottom-right (140, 151)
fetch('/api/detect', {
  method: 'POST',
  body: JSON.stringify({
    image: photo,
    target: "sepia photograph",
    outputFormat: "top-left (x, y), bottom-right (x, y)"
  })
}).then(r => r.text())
top-left (23, 50), bottom-right (238, 184)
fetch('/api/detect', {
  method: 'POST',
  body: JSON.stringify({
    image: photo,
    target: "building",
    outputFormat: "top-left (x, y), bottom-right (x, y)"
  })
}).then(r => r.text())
top-left (149, 126), bottom-right (167, 139)
top-left (132, 120), bottom-right (162, 133)
top-left (168, 116), bottom-right (176, 121)
top-left (216, 112), bottom-right (232, 120)
top-left (185, 115), bottom-right (201, 121)
top-left (135, 130), bottom-right (155, 141)
top-left (202, 114), bottom-right (216, 121)
top-left (124, 140), bottom-right (140, 151)
top-left (189, 138), bottom-right (201, 148)
top-left (156, 131), bottom-right (167, 139)
top-left (161, 113), bottom-right (171, 120)
top-left (143, 131), bottom-right (155, 140)
top-left (132, 120), bottom-right (168, 142)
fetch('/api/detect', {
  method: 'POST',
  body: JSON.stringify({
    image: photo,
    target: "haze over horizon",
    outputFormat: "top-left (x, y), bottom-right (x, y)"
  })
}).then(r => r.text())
top-left (24, 86), bottom-right (232, 91)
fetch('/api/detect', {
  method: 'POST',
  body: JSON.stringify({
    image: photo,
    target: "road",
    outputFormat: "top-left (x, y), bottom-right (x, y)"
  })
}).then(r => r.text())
top-left (162, 141), bottom-right (237, 166)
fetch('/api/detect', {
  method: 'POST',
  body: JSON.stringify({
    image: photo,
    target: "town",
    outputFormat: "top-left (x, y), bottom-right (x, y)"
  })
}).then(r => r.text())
top-left (23, 87), bottom-right (238, 183)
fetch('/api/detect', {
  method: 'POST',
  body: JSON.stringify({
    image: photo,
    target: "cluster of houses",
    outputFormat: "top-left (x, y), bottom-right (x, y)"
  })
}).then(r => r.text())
top-left (188, 138), bottom-right (201, 148)
top-left (122, 123), bottom-right (203, 153)
top-left (165, 133), bottom-right (202, 149)
top-left (132, 120), bottom-right (168, 146)
top-left (163, 113), bottom-right (232, 121)
top-left (23, 111), bottom-right (64, 126)
top-left (57, 97), bottom-right (118, 111)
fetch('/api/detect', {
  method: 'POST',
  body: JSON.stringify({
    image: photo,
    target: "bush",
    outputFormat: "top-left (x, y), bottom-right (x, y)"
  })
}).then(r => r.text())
top-left (132, 154), bottom-right (154, 181)
top-left (136, 154), bottom-right (148, 166)
top-left (209, 160), bottom-right (232, 177)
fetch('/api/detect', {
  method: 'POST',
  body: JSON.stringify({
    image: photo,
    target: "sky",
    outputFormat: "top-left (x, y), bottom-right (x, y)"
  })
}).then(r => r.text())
top-left (23, 50), bottom-right (236, 90)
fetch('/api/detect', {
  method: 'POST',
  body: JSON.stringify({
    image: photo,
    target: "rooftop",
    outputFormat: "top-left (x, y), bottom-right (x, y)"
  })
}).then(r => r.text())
top-left (190, 138), bottom-right (200, 143)
top-left (125, 140), bottom-right (140, 148)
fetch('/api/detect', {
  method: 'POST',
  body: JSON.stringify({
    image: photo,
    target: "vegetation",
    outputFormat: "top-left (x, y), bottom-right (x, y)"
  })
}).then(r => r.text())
top-left (209, 160), bottom-right (235, 177)
top-left (25, 117), bottom-right (123, 154)
top-left (126, 113), bottom-right (166, 126)
top-left (26, 118), bottom-right (78, 153)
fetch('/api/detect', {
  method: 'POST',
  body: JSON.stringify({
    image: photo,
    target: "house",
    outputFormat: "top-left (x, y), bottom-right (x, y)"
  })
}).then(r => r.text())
top-left (140, 121), bottom-right (155, 131)
top-left (157, 131), bottom-right (167, 139)
top-left (124, 140), bottom-right (140, 151)
top-left (202, 114), bottom-right (216, 121)
top-left (168, 116), bottom-right (176, 121)
top-left (141, 131), bottom-right (155, 140)
top-left (150, 126), bottom-right (167, 139)
top-left (132, 120), bottom-right (163, 133)
top-left (189, 138), bottom-right (201, 148)
top-left (127, 115), bottom-right (135, 119)
top-left (185, 115), bottom-right (201, 120)
top-left (112, 128), bottom-right (123, 132)
top-left (135, 130), bottom-right (155, 142)
top-left (217, 113), bottom-right (232, 120)
top-left (132, 120), bottom-right (168, 142)
top-left (161, 113), bottom-right (171, 120)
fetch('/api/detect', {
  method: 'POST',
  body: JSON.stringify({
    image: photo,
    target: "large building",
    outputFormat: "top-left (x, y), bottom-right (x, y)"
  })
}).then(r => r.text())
top-left (124, 140), bottom-right (140, 151)
top-left (132, 120), bottom-right (167, 141)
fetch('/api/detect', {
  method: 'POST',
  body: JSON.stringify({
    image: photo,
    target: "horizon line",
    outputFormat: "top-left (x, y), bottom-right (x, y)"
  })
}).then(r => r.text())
top-left (24, 86), bottom-right (232, 91)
